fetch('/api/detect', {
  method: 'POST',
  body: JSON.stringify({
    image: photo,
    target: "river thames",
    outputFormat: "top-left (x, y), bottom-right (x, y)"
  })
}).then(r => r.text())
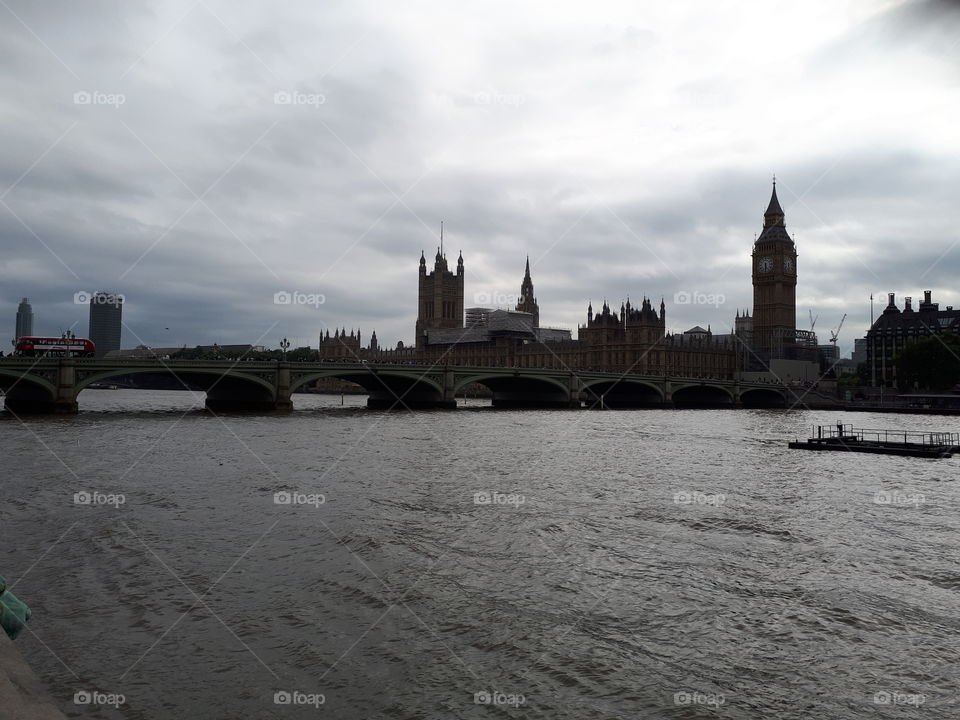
top-left (2, 389), bottom-right (958, 718)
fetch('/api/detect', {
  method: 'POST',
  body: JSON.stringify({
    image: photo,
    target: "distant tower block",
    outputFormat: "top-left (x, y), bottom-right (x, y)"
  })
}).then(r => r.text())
top-left (15, 297), bottom-right (33, 340)
top-left (88, 292), bottom-right (123, 357)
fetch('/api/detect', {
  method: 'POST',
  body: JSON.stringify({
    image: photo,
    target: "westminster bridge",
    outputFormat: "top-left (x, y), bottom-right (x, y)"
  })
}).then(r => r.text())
top-left (0, 358), bottom-right (795, 414)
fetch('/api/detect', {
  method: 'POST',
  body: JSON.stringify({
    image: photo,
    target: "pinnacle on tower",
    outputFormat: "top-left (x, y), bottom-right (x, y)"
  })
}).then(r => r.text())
top-left (763, 177), bottom-right (785, 227)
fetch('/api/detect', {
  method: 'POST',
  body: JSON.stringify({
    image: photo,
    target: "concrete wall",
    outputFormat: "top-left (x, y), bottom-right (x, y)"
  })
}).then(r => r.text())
top-left (0, 633), bottom-right (67, 720)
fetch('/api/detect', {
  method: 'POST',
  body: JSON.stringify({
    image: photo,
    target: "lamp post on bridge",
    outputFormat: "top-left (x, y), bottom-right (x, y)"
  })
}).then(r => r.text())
top-left (280, 337), bottom-right (290, 360)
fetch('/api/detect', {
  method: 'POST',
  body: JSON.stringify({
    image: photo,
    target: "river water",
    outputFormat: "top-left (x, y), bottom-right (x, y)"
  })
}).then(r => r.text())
top-left (1, 389), bottom-right (959, 719)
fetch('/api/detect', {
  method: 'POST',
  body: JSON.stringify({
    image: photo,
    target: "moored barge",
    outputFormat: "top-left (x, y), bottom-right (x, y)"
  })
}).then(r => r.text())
top-left (789, 424), bottom-right (959, 458)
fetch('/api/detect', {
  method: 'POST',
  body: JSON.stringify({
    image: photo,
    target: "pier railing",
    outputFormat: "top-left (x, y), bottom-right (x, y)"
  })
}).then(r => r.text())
top-left (811, 424), bottom-right (959, 447)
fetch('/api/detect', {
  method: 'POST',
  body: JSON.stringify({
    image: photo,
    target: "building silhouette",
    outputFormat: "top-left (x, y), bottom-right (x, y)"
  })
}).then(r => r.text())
top-left (867, 290), bottom-right (960, 387)
top-left (416, 235), bottom-right (464, 348)
top-left (515, 257), bottom-right (539, 327)
top-left (88, 292), bottom-right (123, 357)
top-left (852, 338), bottom-right (867, 365)
top-left (751, 180), bottom-right (798, 360)
top-left (319, 328), bottom-right (363, 359)
top-left (321, 184), bottom-right (819, 383)
top-left (15, 297), bottom-right (33, 340)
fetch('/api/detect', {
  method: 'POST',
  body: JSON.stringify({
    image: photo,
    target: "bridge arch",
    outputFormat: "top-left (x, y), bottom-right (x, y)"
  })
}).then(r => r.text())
top-left (671, 383), bottom-right (735, 408)
top-left (76, 367), bottom-right (279, 412)
top-left (453, 372), bottom-right (576, 408)
top-left (739, 386), bottom-right (788, 408)
top-left (0, 367), bottom-right (58, 413)
top-left (290, 368), bottom-right (447, 409)
top-left (290, 369), bottom-right (444, 395)
top-left (75, 367), bottom-right (276, 395)
top-left (580, 377), bottom-right (665, 408)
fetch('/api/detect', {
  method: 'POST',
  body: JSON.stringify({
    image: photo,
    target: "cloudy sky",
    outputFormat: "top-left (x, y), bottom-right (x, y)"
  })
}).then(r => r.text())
top-left (2, 0), bottom-right (959, 356)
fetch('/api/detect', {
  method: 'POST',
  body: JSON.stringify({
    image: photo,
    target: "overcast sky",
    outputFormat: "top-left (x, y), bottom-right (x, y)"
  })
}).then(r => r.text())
top-left (2, 0), bottom-right (959, 356)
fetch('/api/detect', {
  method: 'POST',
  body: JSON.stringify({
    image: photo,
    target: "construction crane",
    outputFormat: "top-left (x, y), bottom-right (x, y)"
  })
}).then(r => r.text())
top-left (829, 314), bottom-right (847, 346)
top-left (808, 309), bottom-right (819, 332)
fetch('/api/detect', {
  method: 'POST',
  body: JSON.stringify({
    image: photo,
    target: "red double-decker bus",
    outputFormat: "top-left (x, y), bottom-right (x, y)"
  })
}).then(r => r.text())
top-left (13, 336), bottom-right (96, 358)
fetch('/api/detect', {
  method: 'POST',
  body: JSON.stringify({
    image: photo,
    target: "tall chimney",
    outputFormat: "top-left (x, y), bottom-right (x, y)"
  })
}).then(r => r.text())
top-left (887, 293), bottom-right (895, 307)
top-left (905, 297), bottom-right (913, 311)
top-left (924, 290), bottom-right (932, 305)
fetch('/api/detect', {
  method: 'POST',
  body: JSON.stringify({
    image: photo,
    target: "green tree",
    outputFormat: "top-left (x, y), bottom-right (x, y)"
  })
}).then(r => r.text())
top-left (287, 346), bottom-right (317, 362)
top-left (896, 334), bottom-right (960, 391)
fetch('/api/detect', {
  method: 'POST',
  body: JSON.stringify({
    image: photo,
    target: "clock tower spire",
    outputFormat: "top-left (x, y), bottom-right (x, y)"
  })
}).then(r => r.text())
top-left (751, 178), bottom-right (797, 363)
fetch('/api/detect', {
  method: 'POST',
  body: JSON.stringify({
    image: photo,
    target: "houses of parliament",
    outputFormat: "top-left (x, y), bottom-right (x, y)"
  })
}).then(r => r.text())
top-left (320, 182), bottom-right (817, 380)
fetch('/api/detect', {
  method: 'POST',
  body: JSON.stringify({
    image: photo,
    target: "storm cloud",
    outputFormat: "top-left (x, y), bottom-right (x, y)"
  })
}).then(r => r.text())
top-left (2, 0), bottom-right (958, 355)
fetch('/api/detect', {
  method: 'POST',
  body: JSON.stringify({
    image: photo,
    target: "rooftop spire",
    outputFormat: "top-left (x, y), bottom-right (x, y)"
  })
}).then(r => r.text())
top-left (440, 220), bottom-right (444, 257)
top-left (764, 177), bottom-right (785, 227)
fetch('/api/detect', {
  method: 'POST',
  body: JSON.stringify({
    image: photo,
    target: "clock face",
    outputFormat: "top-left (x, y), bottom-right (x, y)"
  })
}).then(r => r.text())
top-left (784, 256), bottom-right (794, 272)
top-left (758, 256), bottom-right (773, 273)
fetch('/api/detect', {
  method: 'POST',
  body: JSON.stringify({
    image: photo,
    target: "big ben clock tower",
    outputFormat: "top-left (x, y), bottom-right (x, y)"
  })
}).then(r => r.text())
top-left (751, 179), bottom-right (797, 360)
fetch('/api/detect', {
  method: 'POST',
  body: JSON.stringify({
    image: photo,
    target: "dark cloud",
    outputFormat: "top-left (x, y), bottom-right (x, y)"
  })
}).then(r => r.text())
top-left (2, 0), bottom-right (958, 357)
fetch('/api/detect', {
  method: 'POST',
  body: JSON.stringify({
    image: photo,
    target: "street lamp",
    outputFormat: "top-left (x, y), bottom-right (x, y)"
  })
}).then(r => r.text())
top-left (280, 337), bottom-right (290, 360)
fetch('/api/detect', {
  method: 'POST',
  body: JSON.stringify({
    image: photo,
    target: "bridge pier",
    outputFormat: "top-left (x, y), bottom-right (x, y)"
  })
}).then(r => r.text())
top-left (275, 362), bottom-right (293, 412)
top-left (3, 360), bottom-right (78, 414)
top-left (661, 381), bottom-right (675, 408)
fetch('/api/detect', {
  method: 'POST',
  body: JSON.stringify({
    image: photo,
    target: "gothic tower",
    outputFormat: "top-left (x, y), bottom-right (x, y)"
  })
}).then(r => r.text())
top-left (514, 256), bottom-right (539, 328)
top-left (415, 227), bottom-right (464, 348)
top-left (751, 179), bottom-right (797, 360)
